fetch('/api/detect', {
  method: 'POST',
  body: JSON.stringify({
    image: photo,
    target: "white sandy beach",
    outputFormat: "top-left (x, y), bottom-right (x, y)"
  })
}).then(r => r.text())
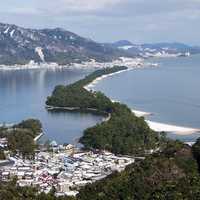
top-left (83, 64), bottom-right (200, 136)
top-left (84, 70), bottom-right (131, 91)
top-left (131, 109), bottom-right (200, 135)
top-left (146, 120), bottom-right (200, 135)
top-left (34, 132), bottom-right (44, 142)
top-left (132, 109), bottom-right (152, 117)
top-left (83, 57), bottom-right (159, 92)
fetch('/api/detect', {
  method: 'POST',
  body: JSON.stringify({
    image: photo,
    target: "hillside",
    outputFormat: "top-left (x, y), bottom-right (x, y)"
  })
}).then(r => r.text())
top-left (77, 141), bottom-right (200, 200)
top-left (0, 23), bottom-right (126, 65)
top-left (0, 22), bottom-right (199, 66)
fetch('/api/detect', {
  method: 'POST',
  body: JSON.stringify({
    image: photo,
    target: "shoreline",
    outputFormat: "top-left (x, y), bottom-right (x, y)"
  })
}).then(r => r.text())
top-left (131, 110), bottom-right (200, 135)
top-left (131, 109), bottom-right (153, 118)
top-left (146, 120), bottom-right (200, 135)
top-left (46, 105), bottom-right (110, 123)
top-left (34, 132), bottom-right (44, 142)
top-left (82, 64), bottom-right (200, 136)
top-left (83, 65), bottom-right (145, 91)
top-left (0, 123), bottom-right (14, 127)
top-left (132, 110), bottom-right (200, 135)
top-left (0, 57), bottom-right (144, 71)
top-left (0, 54), bottom-right (192, 71)
top-left (3, 57), bottom-right (198, 139)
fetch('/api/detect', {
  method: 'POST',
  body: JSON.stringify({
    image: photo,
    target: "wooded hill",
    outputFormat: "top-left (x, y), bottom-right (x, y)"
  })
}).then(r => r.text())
top-left (46, 66), bottom-right (160, 155)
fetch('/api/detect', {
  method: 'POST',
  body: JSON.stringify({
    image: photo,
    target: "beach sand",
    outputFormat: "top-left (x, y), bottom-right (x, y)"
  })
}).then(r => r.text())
top-left (146, 120), bottom-right (200, 135)
top-left (84, 65), bottom-right (200, 136)
top-left (132, 109), bottom-right (152, 117)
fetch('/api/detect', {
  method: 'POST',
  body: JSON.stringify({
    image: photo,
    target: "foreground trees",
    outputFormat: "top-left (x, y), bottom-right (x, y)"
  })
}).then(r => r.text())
top-left (80, 103), bottom-right (159, 155)
top-left (14, 119), bottom-right (42, 137)
top-left (77, 141), bottom-right (200, 200)
top-left (0, 179), bottom-right (75, 200)
top-left (192, 138), bottom-right (200, 172)
top-left (7, 129), bottom-right (36, 159)
top-left (0, 119), bottom-right (42, 159)
top-left (0, 149), bottom-right (5, 160)
top-left (1, 140), bottom-right (200, 199)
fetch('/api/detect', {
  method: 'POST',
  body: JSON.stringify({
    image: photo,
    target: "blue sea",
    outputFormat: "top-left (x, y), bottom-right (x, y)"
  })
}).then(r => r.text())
top-left (93, 55), bottom-right (200, 141)
top-left (0, 55), bottom-right (200, 143)
top-left (0, 68), bottom-right (102, 144)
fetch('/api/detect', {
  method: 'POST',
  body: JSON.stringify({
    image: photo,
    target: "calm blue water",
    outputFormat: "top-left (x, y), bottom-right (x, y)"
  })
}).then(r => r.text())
top-left (0, 68), bottom-right (102, 144)
top-left (93, 55), bottom-right (200, 141)
top-left (0, 55), bottom-right (200, 143)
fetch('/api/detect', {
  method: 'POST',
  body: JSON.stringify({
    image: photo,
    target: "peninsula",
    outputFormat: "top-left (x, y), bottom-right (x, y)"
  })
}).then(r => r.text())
top-left (46, 66), bottom-right (160, 155)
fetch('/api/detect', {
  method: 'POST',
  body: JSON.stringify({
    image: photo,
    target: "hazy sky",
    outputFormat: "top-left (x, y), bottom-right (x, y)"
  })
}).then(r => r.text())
top-left (0, 0), bottom-right (200, 44)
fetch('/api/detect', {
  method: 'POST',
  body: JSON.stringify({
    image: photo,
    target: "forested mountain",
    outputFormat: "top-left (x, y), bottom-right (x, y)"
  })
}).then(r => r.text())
top-left (0, 23), bottom-right (126, 65)
top-left (0, 22), bottom-right (199, 66)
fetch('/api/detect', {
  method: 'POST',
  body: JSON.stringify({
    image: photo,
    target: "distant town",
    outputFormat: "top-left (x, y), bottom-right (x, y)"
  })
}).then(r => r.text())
top-left (0, 136), bottom-right (134, 197)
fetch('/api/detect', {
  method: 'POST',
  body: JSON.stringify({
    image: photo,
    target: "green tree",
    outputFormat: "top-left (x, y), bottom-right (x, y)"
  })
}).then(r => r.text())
top-left (0, 149), bottom-right (5, 160)
top-left (192, 138), bottom-right (200, 172)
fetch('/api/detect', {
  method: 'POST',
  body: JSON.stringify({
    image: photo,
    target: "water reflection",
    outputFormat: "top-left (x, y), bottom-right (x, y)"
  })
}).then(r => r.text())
top-left (0, 68), bottom-right (102, 144)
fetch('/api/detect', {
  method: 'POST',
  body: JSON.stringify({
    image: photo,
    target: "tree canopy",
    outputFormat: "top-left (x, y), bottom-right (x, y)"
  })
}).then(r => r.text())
top-left (77, 141), bottom-right (200, 200)
top-left (0, 119), bottom-right (42, 158)
top-left (46, 66), bottom-right (160, 155)
top-left (80, 103), bottom-right (159, 155)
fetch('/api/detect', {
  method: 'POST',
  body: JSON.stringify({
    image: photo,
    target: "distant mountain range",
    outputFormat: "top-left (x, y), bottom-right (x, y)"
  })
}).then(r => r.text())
top-left (109, 40), bottom-right (200, 58)
top-left (0, 22), bottom-right (200, 65)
